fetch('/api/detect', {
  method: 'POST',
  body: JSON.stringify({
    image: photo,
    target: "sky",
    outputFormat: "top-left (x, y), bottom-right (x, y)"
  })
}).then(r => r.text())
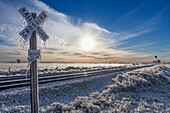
top-left (0, 0), bottom-right (170, 63)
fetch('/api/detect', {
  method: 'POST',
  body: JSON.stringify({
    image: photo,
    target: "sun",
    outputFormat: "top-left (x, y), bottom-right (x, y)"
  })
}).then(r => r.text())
top-left (81, 37), bottom-right (95, 51)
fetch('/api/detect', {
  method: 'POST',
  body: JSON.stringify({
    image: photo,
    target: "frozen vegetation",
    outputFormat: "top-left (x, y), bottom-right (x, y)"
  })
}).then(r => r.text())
top-left (40, 65), bottom-right (170, 113)
top-left (0, 63), bottom-right (136, 77)
top-left (0, 64), bottom-right (170, 112)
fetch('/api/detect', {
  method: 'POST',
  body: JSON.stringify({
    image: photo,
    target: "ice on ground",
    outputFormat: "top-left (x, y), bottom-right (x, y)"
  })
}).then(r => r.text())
top-left (1, 65), bottom-right (170, 112)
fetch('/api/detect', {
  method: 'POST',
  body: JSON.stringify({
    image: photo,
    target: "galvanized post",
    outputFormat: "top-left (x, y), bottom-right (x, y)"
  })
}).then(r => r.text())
top-left (30, 13), bottom-right (39, 113)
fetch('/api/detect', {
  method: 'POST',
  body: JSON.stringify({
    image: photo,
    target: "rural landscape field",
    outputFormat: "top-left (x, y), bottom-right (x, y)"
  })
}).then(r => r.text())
top-left (0, 63), bottom-right (170, 112)
top-left (0, 0), bottom-right (170, 113)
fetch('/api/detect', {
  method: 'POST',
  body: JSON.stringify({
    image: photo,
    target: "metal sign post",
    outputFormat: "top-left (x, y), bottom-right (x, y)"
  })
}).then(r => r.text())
top-left (18, 7), bottom-right (48, 113)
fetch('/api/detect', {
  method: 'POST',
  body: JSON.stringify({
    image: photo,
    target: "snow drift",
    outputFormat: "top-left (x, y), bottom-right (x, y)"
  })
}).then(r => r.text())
top-left (41, 65), bottom-right (170, 113)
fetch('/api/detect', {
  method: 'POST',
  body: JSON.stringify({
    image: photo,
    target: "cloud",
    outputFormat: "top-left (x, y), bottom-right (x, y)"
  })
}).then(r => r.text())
top-left (83, 23), bottom-right (111, 33)
top-left (120, 42), bottom-right (156, 50)
top-left (116, 28), bottom-right (154, 41)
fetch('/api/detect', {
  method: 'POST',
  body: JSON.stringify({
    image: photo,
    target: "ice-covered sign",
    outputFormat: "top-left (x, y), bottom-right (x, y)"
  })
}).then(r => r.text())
top-left (18, 7), bottom-right (49, 41)
top-left (28, 49), bottom-right (41, 64)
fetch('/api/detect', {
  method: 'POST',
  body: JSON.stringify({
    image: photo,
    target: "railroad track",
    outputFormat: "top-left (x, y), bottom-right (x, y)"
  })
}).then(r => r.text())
top-left (0, 65), bottom-right (153, 90)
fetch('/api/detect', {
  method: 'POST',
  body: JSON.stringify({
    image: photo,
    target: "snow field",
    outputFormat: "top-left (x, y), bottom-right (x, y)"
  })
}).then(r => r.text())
top-left (0, 69), bottom-right (122, 112)
top-left (1, 65), bottom-right (170, 112)
top-left (41, 65), bottom-right (170, 113)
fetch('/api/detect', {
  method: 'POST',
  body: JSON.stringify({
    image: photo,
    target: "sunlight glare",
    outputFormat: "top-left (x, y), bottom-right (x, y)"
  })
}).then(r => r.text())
top-left (81, 37), bottom-right (95, 51)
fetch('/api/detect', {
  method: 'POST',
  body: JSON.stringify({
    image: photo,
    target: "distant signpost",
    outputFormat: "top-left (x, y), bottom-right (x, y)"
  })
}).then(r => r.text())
top-left (18, 7), bottom-right (48, 113)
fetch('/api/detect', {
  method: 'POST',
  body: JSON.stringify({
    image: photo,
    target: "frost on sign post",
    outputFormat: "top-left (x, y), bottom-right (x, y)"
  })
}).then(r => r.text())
top-left (18, 7), bottom-right (48, 113)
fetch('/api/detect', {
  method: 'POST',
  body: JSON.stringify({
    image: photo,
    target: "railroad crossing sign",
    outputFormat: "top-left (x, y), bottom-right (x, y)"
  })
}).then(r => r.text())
top-left (18, 7), bottom-right (49, 113)
top-left (18, 7), bottom-right (49, 41)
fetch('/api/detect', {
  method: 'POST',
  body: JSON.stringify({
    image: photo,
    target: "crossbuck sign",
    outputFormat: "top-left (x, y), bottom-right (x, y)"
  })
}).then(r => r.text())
top-left (19, 7), bottom-right (49, 41)
top-left (18, 7), bottom-right (49, 113)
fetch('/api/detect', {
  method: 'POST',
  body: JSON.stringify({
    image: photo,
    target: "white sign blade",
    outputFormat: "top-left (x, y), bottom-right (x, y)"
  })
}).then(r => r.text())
top-left (35, 11), bottom-right (48, 25)
top-left (19, 22), bottom-right (37, 40)
top-left (18, 7), bottom-right (34, 23)
top-left (36, 26), bottom-right (49, 41)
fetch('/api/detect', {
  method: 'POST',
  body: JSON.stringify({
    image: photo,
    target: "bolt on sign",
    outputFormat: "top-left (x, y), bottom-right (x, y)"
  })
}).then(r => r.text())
top-left (18, 7), bottom-right (49, 41)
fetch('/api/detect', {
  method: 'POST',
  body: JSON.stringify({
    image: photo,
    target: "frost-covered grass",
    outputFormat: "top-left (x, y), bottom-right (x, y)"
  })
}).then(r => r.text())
top-left (0, 70), bottom-right (121, 112)
top-left (38, 65), bottom-right (170, 113)
top-left (0, 63), bottom-right (133, 77)
top-left (1, 65), bottom-right (170, 112)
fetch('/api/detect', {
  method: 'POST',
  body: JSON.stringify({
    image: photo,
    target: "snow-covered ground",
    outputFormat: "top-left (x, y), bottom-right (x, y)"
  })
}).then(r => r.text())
top-left (1, 64), bottom-right (170, 112)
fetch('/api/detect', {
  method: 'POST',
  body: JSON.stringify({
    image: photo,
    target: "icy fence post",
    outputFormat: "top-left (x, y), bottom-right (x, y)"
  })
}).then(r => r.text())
top-left (30, 13), bottom-right (39, 113)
